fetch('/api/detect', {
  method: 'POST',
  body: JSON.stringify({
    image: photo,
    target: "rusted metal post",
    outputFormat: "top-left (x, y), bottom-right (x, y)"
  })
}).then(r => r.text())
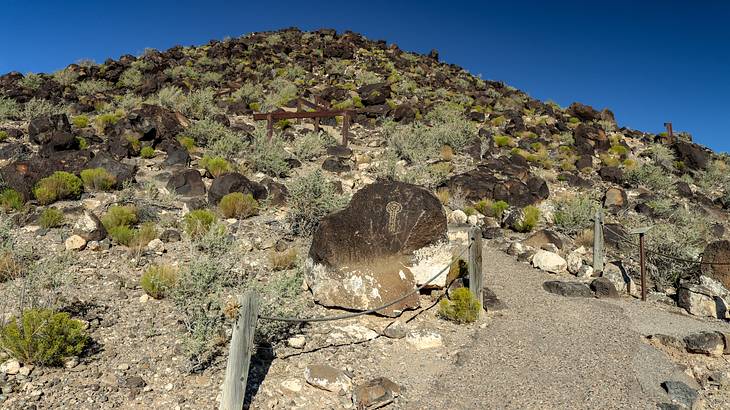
top-left (266, 113), bottom-right (273, 140)
top-left (629, 227), bottom-right (652, 301)
top-left (664, 122), bottom-right (674, 144)
top-left (341, 111), bottom-right (350, 146)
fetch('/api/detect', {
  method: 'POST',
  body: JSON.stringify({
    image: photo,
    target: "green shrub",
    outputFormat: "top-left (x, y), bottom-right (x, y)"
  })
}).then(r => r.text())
top-left (22, 98), bottom-right (63, 120)
top-left (287, 171), bottom-right (347, 236)
top-left (71, 115), bottom-right (89, 128)
top-left (95, 112), bottom-right (122, 133)
top-left (491, 200), bottom-right (509, 219)
top-left (39, 208), bottom-right (64, 229)
top-left (108, 225), bottom-right (135, 246)
top-left (178, 136), bottom-right (196, 152)
top-left (263, 77), bottom-right (298, 111)
top-left (219, 192), bottom-right (258, 219)
top-left (140, 264), bottom-right (178, 299)
top-left (200, 156), bottom-right (231, 177)
top-left (184, 119), bottom-right (246, 159)
top-left (249, 128), bottom-right (290, 177)
top-left (101, 205), bottom-right (138, 230)
top-left (80, 168), bottom-right (116, 191)
top-left (553, 196), bottom-right (596, 235)
top-left (0, 96), bottom-right (20, 120)
top-left (0, 189), bottom-right (23, 212)
top-left (76, 137), bottom-right (88, 150)
top-left (515, 205), bottom-right (540, 232)
top-left (75, 79), bottom-right (112, 96)
top-left (140, 146), bottom-right (156, 159)
top-left (184, 209), bottom-right (217, 238)
top-left (33, 172), bottom-right (83, 205)
top-left (130, 222), bottom-right (157, 249)
top-left (293, 131), bottom-right (333, 161)
top-left (180, 87), bottom-right (224, 120)
top-left (626, 163), bottom-right (675, 194)
top-left (493, 135), bottom-right (513, 148)
top-left (0, 308), bottom-right (87, 366)
top-left (0, 130), bottom-right (8, 142)
top-left (125, 135), bottom-right (141, 155)
top-left (438, 287), bottom-right (480, 324)
top-left (118, 67), bottom-right (143, 88)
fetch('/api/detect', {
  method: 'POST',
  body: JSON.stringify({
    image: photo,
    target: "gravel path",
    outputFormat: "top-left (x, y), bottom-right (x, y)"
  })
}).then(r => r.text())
top-left (401, 243), bottom-right (730, 409)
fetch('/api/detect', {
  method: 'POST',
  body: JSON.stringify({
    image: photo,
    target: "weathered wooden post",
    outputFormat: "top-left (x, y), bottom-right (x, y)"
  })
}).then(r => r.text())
top-left (593, 208), bottom-right (604, 273)
top-left (468, 227), bottom-right (484, 310)
top-left (266, 113), bottom-right (273, 140)
top-left (341, 111), bottom-right (350, 146)
top-left (220, 290), bottom-right (260, 410)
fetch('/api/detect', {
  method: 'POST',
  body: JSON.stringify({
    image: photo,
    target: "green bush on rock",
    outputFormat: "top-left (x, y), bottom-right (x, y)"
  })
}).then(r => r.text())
top-left (33, 172), bottom-right (83, 205)
top-left (438, 287), bottom-right (480, 324)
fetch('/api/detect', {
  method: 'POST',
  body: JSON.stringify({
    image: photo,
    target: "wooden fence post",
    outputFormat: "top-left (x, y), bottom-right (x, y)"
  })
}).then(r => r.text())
top-left (593, 208), bottom-right (604, 273)
top-left (220, 290), bottom-right (260, 410)
top-left (468, 227), bottom-right (484, 310)
top-left (341, 111), bottom-right (350, 146)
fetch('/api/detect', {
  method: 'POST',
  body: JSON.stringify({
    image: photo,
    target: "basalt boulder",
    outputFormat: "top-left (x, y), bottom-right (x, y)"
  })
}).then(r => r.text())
top-left (86, 151), bottom-right (137, 189)
top-left (207, 172), bottom-right (267, 205)
top-left (166, 169), bottom-right (205, 197)
top-left (701, 240), bottom-right (730, 291)
top-left (444, 164), bottom-right (549, 207)
top-left (0, 151), bottom-right (92, 200)
top-left (307, 181), bottom-right (447, 316)
top-left (673, 140), bottom-right (709, 170)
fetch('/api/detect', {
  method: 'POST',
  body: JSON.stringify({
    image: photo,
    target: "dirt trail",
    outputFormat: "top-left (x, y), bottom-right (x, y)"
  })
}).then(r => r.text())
top-left (395, 243), bottom-right (730, 409)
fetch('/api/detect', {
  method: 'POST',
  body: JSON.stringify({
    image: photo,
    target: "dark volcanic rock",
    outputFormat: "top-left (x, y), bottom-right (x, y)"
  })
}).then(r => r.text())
top-left (590, 277), bottom-right (619, 298)
top-left (673, 140), bottom-right (709, 170)
top-left (567, 102), bottom-right (600, 122)
top-left (661, 381), bottom-right (698, 409)
top-left (542, 281), bottom-right (593, 298)
top-left (86, 152), bottom-right (137, 189)
top-left (307, 181), bottom-right (447, 316)
top-left (166, 169), bottom-right (205, 196)
top-left (0, 151), bottom-right (92, 200)
top-left (28, 114), bottom-right (78, 153)
top-left (701, 240), bottom-right (730, 291)
top-left (445, 164), bottom-right (549, 207)
top-left (358, 82), bottom-right (391, 106)
top-left (598, 166), bottom-right (623, 183)
top-left (321, 156), bottom-right (351, 173)
top-left (207, 172), bottom-right (267, 205)
top-left (683, 331), bottom-right (724, 356)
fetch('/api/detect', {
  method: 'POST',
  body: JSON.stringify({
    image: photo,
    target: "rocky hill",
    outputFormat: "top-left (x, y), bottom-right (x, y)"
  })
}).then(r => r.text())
top-left (1, 27), bottom-right (730, 409)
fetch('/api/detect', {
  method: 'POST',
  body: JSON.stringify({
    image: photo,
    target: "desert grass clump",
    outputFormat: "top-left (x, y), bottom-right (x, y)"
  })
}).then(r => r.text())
top-left (129, 222), bottom-right (158, 249)
top-left (553, 196), bottom-right (596, 235)
top-left (0, 96), bottom-right (20, 120)
top-left (491, 200), bottom-right (510, 219)
top-left (515, 205), bottom-right (540, 233)
top-left (140, 264), bottom-right (178, 299)
top-left (493, 135), bottom-right (513, 148)
top-left (286, 171), bottom-right (347, 236)
top-left (39, 208), bottom-right (64, 229)
top-left (268, 248), bottom-right (298, 271)
top-left (71, 115), bottom-right (89, 128)
top-left (80, 168), bottom-right (116, 191)
top-left (140, 146), bottom-right (156, 159)
top-left (178, 136), bottom-right (196, 152)
top-left (219, 192), bottom-right (258, 219)
top-left (102, 205), bottom-right (138, 230)
top-left (184, 209), bottom-right (217, 238)
top-left (33, 172), bottom-right (83, 205)
top-left (438, 287), bottom-right (480, 324)
top-left (0, 308), bottom-right (88, 366)
top-left (0, 189), bottom-right (24, 212)
top-left (200, 156), bottom-right (231, 177)
top-left (435, 188), bottom-right (450, 206)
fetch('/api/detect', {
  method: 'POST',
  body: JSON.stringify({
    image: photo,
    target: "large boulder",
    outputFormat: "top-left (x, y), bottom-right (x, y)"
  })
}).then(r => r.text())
top-left (357, 82), bottom-right (391, 106)
top-left (676, 277), bottom-right (730, 319)
top-left (684, 331), bottom-right (725, 357)
top-left (673, 140), bottom-right (709, 170)
top-left (166, 169), bottom-right (205, 196)
top-left (207, 173), bottom-right (267, 205)
top-left (542, 281), bottom-right (592, 297)
top-left (701, 240), bottom-right (730, 290)
top-left (603, 187), bottom-right (628, 210)
top-left (28, 114), bottom-right (78, 153)
top-left (0, 151), bottom-right (92, 200)
top-left (567, 102), bottom-right (600, 122)
top-left (307, 181), bottom-right (447, 316)
top-left (445, 164), bottom-right (549, 207)
top-left (86, 151), bottom-right (137, 189)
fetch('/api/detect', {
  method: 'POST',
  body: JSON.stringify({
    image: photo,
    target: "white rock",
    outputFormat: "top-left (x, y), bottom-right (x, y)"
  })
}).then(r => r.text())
top-left (147, 238), bottom-right (165, 253)
top-left (567, 250), bottom-right (584, 275)
top-left (410, 243), bottom-right (454, 288)
top-left (64, 356), bottom-right (79, 369)
top-left (532, 250), bottom-right (567, 274)
top-left (281, 379), bottom-right (303, 393)
top-left (406, 330), bottom-right (443, 350)
top-left (304, 364), bottom-right (352, 393)
top-left (139, 294), bottom-right (150, 304)
top-left (64, 235), bottom-right (87, 251)
top-left (18, 365), bottom-right (33, 377)
top-left (0, 359), bottom-right (20, 375)
top-left (327, 324), bottom-right (379, 343)
top-left (467, 214), bottom-right (480, 226)
top-left (287, 335), bottom-right (306, 349)
top-left (602, 263), bottom-right (639, 297)
top-left (576, 265), bottom-right (594, 279)
top-left (448, 210), bottom-right (468, 225)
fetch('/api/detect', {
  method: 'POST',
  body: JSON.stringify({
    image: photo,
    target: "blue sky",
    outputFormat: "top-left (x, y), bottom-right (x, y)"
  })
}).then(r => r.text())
top-left (1, 1), bottom-right (729, 151)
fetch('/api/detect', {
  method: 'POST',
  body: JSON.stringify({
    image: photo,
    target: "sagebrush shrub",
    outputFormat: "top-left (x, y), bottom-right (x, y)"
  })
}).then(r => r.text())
top-left (0, 96), bottom-right (20, 120)
top-left (39, 208), bottom-right (64, 229)
top-left (75, 79), bottom-right (112, 96)
top-left (292, 132), bottom-right (333, 161)
top-left (71, 115), bottom-right (89, 128)
top-left (22, 98), bottom-right (63, 120)
top-left (0, 308), bottom-right (87, 366)
top-left (108, 225), bottom-right (135, 246)
top-left (438, 287), bottom-right (480, 324)
top-left (626, 163), bottom-right (675, 194)
top-left (184, 209), bottom-right (217, 238)
top-left (33, 172), bottom-right (83, 205)
top-left (101, 205), bottom-right (138, 230)
top-left (141, 264), bottom-right (178, 299)
top-left (249, 128), bottom-right (290, 177)
top-left (219, 192), bottom-right (258, 219)
top-left (286, 171), bottom-right (347, 236)
top-left (0, 189), bottom-right (23, 212)
top-left (80, 168), bottom-right (116, 191)
top-left (553, 196), bottom-right (596, 235)
top-left (184, 119), bottom-right (246, 159)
